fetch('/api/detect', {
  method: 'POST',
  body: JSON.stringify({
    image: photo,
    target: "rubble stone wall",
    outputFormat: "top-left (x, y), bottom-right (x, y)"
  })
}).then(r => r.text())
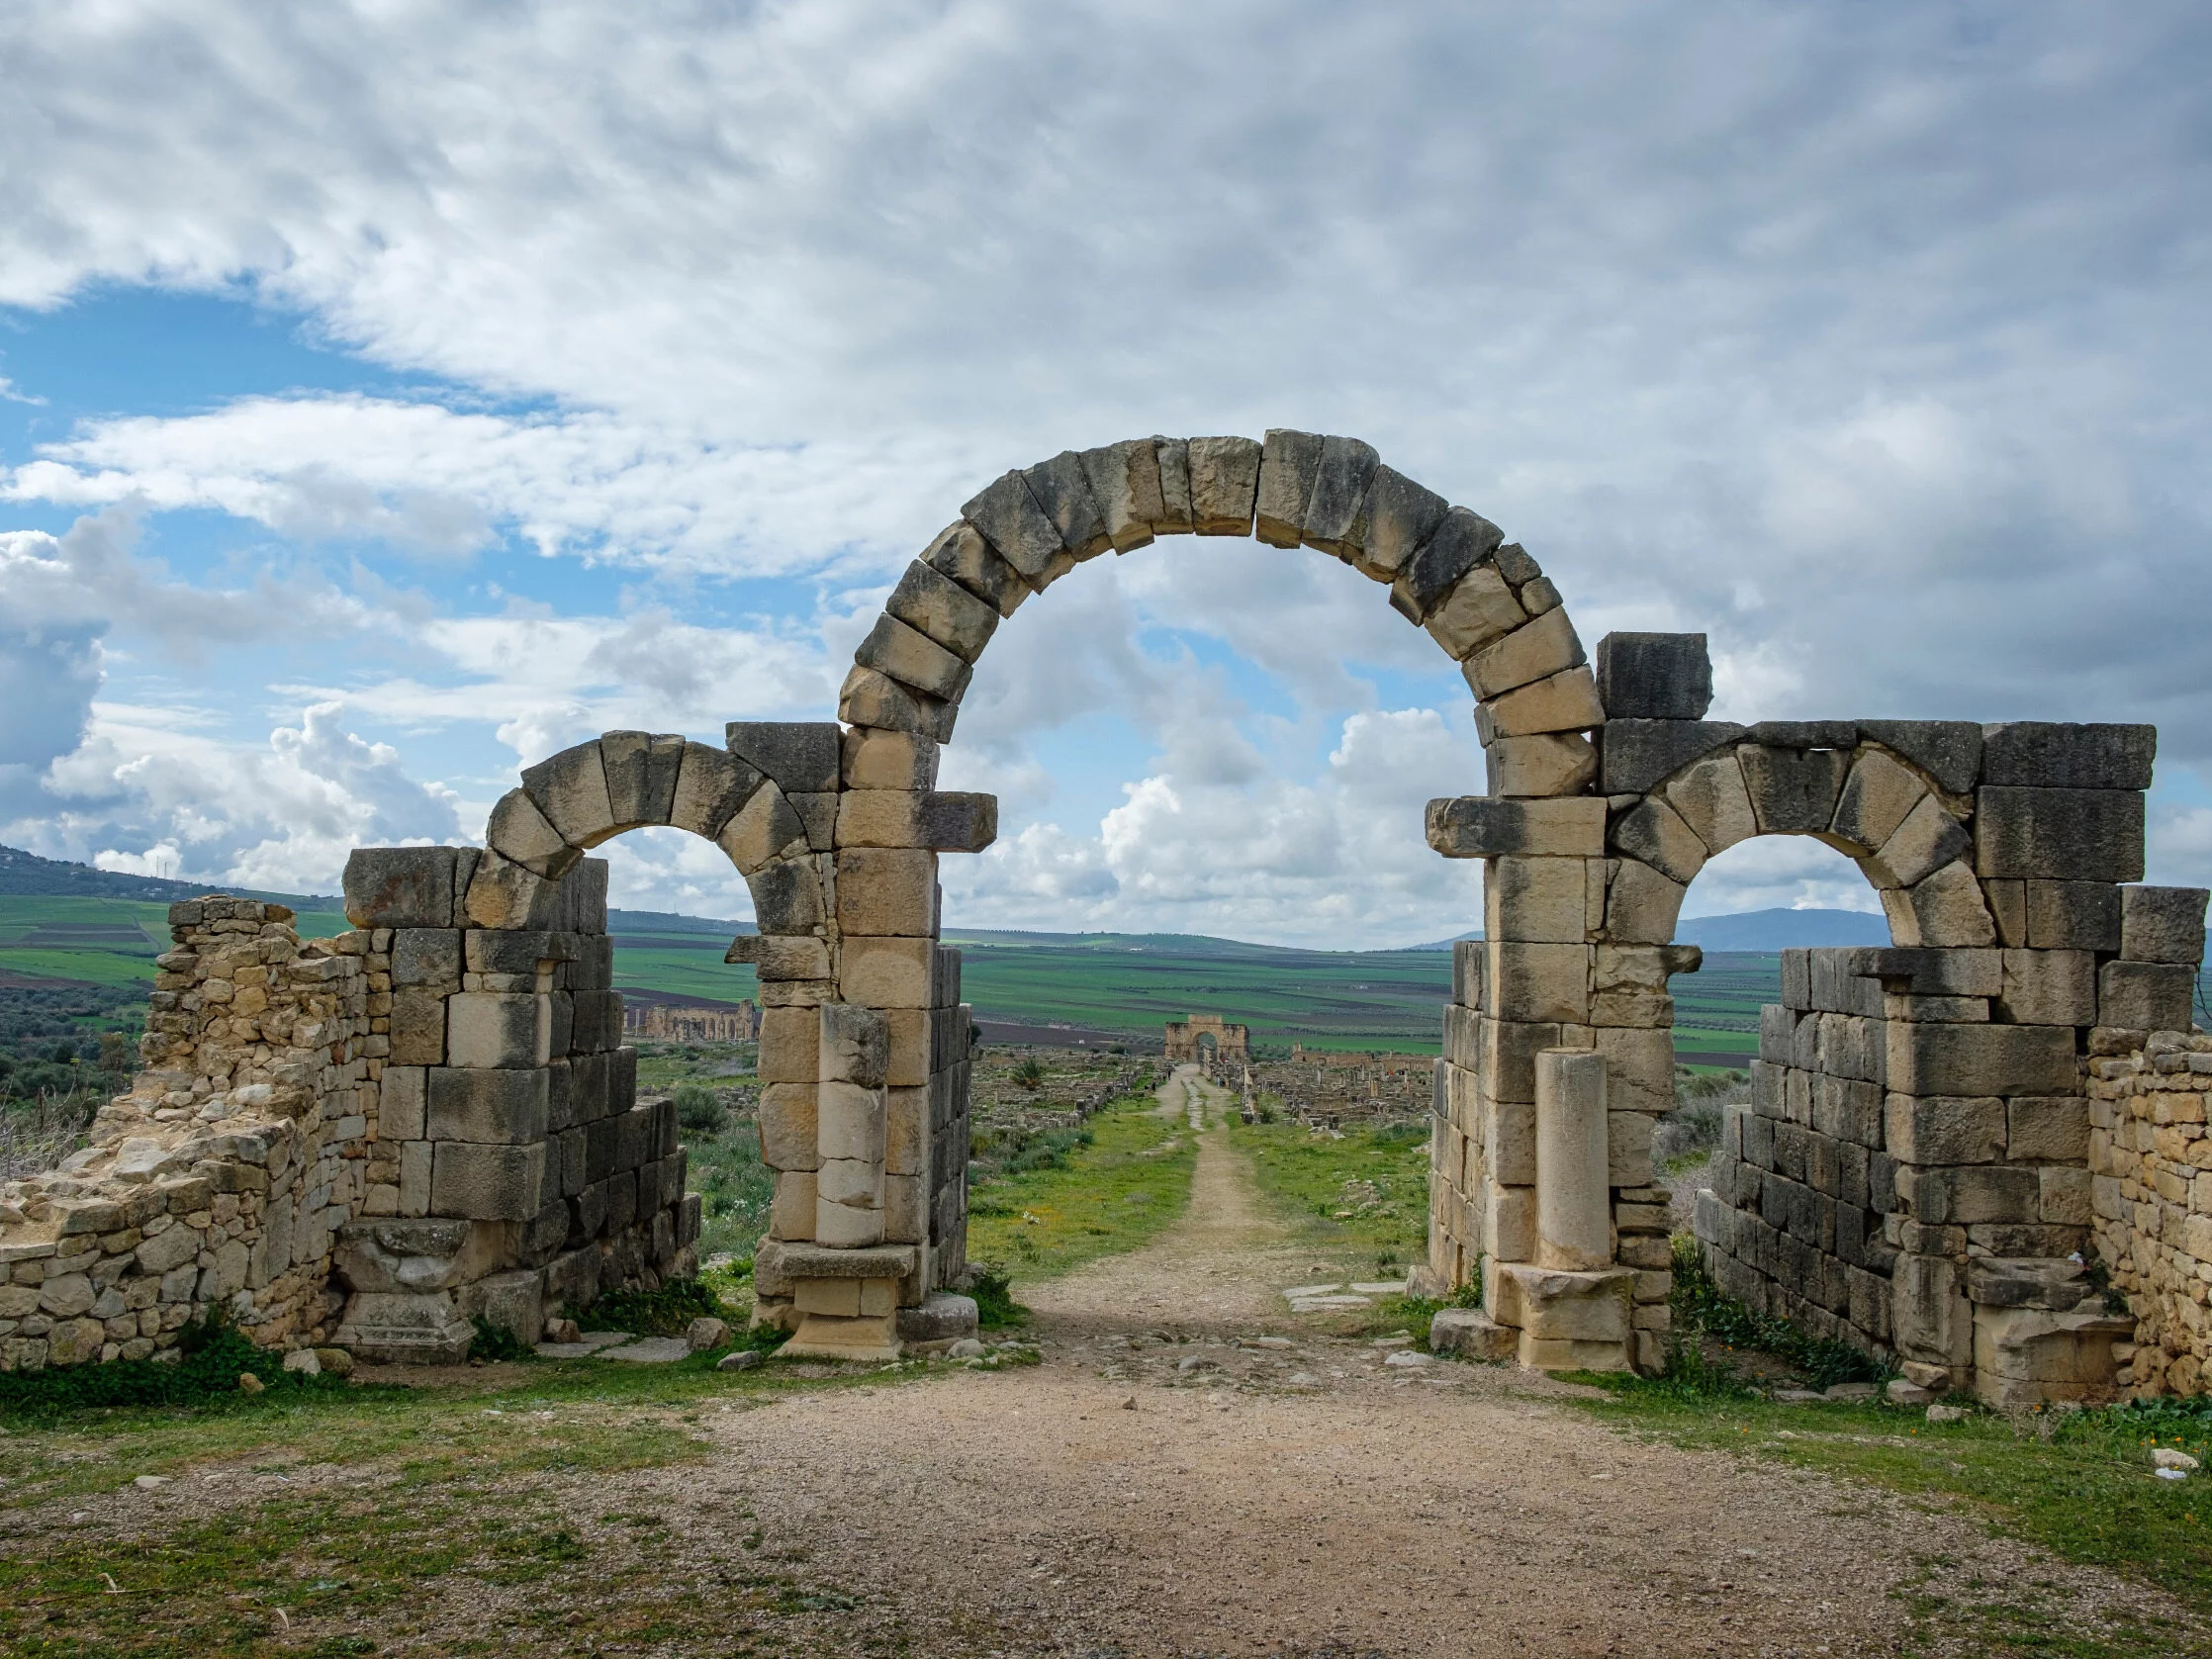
top-left (0, 899), bottom-right (375, 1370)
top-left (2089, 1030), bottom-right (2212, 1397)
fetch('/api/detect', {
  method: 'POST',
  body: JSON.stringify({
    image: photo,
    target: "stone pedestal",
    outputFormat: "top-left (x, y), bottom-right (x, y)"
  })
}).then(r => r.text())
top-left (1489, 1261), bottom-right (1636, 1372)
top-left (769, 1243), bottom-right (917, 1361)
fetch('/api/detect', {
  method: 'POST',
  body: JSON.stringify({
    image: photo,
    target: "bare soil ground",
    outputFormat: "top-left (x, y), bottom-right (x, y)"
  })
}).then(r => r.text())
top-left (617, 1067), bottom-right (2202, 1656)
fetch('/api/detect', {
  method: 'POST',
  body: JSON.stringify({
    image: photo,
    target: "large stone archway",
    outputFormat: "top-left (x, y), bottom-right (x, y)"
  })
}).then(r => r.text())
top-left (7, 429), bottom-right (2201, 1406)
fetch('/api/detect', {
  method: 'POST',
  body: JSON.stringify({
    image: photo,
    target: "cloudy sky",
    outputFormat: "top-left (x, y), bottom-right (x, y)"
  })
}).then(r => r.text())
top-left (1, 1), bottom-right (2207, 947)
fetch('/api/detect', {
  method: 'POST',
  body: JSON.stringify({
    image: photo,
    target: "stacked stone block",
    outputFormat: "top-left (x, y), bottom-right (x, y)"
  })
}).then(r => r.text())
top-left (330, 848), bottom-right (694, 1362)
top-left (0, 899), bottom-right (375, 1370)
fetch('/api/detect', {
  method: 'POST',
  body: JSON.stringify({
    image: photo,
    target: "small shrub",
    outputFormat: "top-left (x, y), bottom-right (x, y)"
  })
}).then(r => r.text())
top-left (967, 1262), bottom-right (1028, 1330)
top-left (1013, 1056), bottom-right (1046, 1090)
top-left (0, 1307), bottom-right (347, 1420)
top-left (673, 1082), bottom-right (727, 1136)
top-left (470, 1316), bottom-right (534, 1362)
top-left (572, 1277), bottom-right (727, 1337)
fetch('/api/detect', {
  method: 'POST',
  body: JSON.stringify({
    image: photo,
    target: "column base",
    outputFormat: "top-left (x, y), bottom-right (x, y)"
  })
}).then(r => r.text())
top-left (781, 1312), bottom-right (902, 1362)
top-left (1486, 1261), bottom-right (1638, 1373)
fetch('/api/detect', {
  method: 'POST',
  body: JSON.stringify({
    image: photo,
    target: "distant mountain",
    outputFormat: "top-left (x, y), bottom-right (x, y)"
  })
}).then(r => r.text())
top-left (1674, 908), bottom-right (1889, 951)
top-left (1405, 931), bottom-right (1483, 952)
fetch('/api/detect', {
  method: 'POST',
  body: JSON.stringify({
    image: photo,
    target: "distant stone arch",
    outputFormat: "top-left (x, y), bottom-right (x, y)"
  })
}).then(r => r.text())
top-left (1164, 1015), bottom-right (1248, 1065)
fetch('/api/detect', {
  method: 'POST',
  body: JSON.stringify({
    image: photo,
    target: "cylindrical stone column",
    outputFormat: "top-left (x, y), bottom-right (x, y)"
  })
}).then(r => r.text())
top-left (1534, 1048), bottom-right (1612, 1270)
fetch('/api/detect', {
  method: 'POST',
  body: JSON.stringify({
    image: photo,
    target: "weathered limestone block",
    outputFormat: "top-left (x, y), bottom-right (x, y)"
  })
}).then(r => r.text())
top-left (1255, 428), bottom-right (1324, 547)
top-left (1023, 449), bottom-right (1113, 561)
top-left (834, 848), bottom-right (938, 937)
top-left (717, 785), bottom-right (807, 875)
top-left (1427, 795), bottom-right (1607, 859)
top-left (1982, 721), bottom-right (2156, 790)
top-left (1884, 1094), bottom-right (2005, 1165)
top-left (2005, 1096), bottom-right (2089, 1163)
top-left (1831, 749), bottom-right (1928, 853)
top-left (1534, 1050), bottom-right (1612, 1271)
top-left (1483, 1183), bottom-right (1537, 1261)
top-left (757, 1083), bottom-right (819, 1170)
top-left (1302, 434), bottom-right (1381, 558)
top-left (1591, 947), bottom-right (1686, 1027)
top-left (389, 989), bottom-right (446, 1066)
top-left (841, 938), bottom-right (936, 1008)
top-left (1996, 949), bottom-right (2096, 1026)
top-left (1739, 744), bottom-right (1849, 835)
top-left (391, 928), bottom-right (461, 988)
top-left (522, 742), bottom-right (617, 849)
top-left (1463, 607), bottom-right (1586, 699)
top-left (1427, 1307), bottom-right (1519, 1361)
top-left (1186, 436), bottom-right (1262, 535)
top-left (330, 1290), bottom-right (473, 1364)
top-left (2024, 880), bottom-right (2122, 951)
top-left (2097, 959), bottom-right (2194, 1032)
top-left (485, 789), bottom-right (580, 880)
top-left (963, 469), bottom-right (1066, 584)
top-left (842, 727), bottom-right (939, 792)
top-left (759, 1005), bottom-right (820, 1084)
top-left (1485, 857), bottom-right (1589, 945)
top-left (447, 993), bottom-right (546, 1070)
top-left (1151, 436), bottom-right (1194, 532)
top-left (835, 789), bottom-right (997, 852)
top-left (1478, 666), bottom-right (1605, 738)
top-left (887, 560), bottom-right (1000, 663)
top-left (600, 731), bottom-right (686, 831)
top-left (1855, 720), bottom-right (1983, 794)
top-left (343, 847), bottom-right (461, 930)
top-left (1598, 720), bottom-right (1748, 795)
top-left (1661, 752), bottom-right (1755, 856)
top-left (1864, 793), bottom-right (1972, 889)
top-left (1483, 1095), bottom-right (1537, 1185)
top-left (724, 722), bottom-right (842, 795)
top-left (2119, 885), bottom-right (2209, 965)
top-left (856, 614), bottom-right (973, 703)
top-left (1077, 439), bottom-right (1166, 553)
top-left (426, 1068), bottom-right (548, 1145)
top-left (1608, 1109), bottom-right (1657, 1187)
top-left (332, 1218), bottom-right (505, 1294)
top-left (1887, 1022), bottom-right (2075, 1097)
top-left (1423, 565), bottom-right (1526, 659)
top-left (1975, 787), bottom-right (2146, 882)
top-left (769, 1170), bottom-right (817, 1240)
top-left (1393, 507), bottom-right (1504, 623)
top-left (923, 519), bottom-right (1030, 617)
top-left (1973, 1304), bottom-right (2131, 1408)
top-left (1352, 464), bottom-right (1450, 583)
top-left (430, 1143), bottom-right (545, 1222)
top-left (1593, 1027), bottom-right (1675, 1115)
top-left (1603, 859), bottom-right (1688, 945)
top-left (1883, 861), bottom-right (1998, 948)
top-left (665, 743), bottom-right (760, 841)
top-left (1485, 732), bottom-right (1597, 797)
top-left (1489, 1263), bottom-right (1635, 1371)
top-left (1487, 943), bottom-right (1590, 1023)
top-left (1610, 797), bottom-right (1705, 886)
top-left (1593, 633), bottom-right (1711, 720)
top-left (840, 665), bottom-right (959, 744)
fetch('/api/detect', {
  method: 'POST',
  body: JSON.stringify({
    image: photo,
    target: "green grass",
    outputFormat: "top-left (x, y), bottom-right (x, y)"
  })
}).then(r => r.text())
top-left (967, 1091), bottom-right (1198, 1279)
top-left (1227, 1112), bottom-right (1431, 1267)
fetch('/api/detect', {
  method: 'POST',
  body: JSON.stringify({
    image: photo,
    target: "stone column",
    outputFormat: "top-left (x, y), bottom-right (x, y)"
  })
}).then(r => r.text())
top-left (1534, 1049), bottom-right (1612, 1271)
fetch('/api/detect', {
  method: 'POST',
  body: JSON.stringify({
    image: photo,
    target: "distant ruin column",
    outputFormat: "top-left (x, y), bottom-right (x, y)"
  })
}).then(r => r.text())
top-left (1534, 1049), bottom-right (1612, 1270)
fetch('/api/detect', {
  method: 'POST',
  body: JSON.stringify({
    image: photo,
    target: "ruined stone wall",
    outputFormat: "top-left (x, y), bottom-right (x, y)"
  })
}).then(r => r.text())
top-left (0, 899), bottom-right (374, 1370)
top-left (330, 849), bottom-right (696, 1362)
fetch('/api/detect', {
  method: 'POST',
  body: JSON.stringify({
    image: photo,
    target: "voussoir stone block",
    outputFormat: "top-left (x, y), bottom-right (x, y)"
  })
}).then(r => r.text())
top-left (1864, 793), bottom-right (1971, 889)
top-left (856, 613), bottom-right (972, 702)
top-left (1661, 751), bottom-right (1756, 856)
top-left (839, 665), bottom-right (958, 743)
top-left (1486, 732), bottom-right (1598, 797)
top-left (1886, 861), bottom-right (1997, 949)
top-left (1739, 744), bottom-right (1849, 835)
top-left (486, 788), bottom-right (581, 880)
top-left (1394, 507), bottom-right (1504, 623)
top-left (1255, 428), bottom-right (1324, 547)
top-left (668, 743), bottom-right (761, 840)
top-left (522, 742), bottom-right (617, 849)
top-left (718, 785), bottom-right (807, 875)
top-left (963, 469), bottom-right (1066, 582)
top-left (1464, 607), bottom-right (1586, 699)
top-left (1023, 450), bottom-right (1112, 561)
top-left (887, 560), bottom-right (1000, 663)
top-left (1831, 748), bottom-right (1928, 854)
top-left (1186, 436), bottom-right (1262, 535)
top-left (1354, 464), bottom-right (1450, 583)
top-left (1603, 860), bottom-right (1689, 945)
top-left (600, 731), bottom-right (686, 830)
top-left (748, 858), bottom-right (827, 935)
top-left (923, 519), bottom-right (1030, 617)
top-left (1593, 633), bottom-right (1712, 720)
top-left (1479, 666), bottom-right (1605, 738)
top-left (726, 722), bottom-right (842, 794)
top-left (1429, 796), bottom-right (1607, 859)
top-left (1425, 565), bottom-right (1527, 660)
top-left (1858, 720), bottom-right (1983, 795)
top-left (2119, 885), bottom-right (2209, 966)
top-left (1301, 434), bottom-right (1381, 559)
top-left (1611, 797), bottom-right (1706, 886)
top-left (1077, 439), bottom-right (1166, 553)
top-left (1151, 436), bottom-right (1194, 532)
top-left (463, 849), bottom-right (561, 930)
top-left (1598, 720), bottom-right (1748, 796)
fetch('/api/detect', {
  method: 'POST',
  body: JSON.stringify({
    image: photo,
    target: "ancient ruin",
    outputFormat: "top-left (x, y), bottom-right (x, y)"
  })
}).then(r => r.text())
top-left (0, 429), bottom-right (2203, 1407)
top-left (1163, 1015), bottom-right (1248, 1065)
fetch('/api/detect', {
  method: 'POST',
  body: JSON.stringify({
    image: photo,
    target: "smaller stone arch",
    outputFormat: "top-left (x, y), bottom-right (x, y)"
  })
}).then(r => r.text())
top-left (1163, 1014), bottom-right (1248, 1065)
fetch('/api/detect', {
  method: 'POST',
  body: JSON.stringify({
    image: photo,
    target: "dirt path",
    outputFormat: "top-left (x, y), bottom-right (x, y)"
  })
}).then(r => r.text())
top-left (599, 1064), bottom-right (2200, 1656)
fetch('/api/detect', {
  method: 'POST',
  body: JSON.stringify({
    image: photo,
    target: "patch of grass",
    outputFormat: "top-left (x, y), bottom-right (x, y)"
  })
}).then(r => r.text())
top-left (1667, 1235), bottom-right (1884, 1390)
top-left (0, 1312), bottom-right (349, 1422)
top-left (965, 1091), bottom-right (1197, 1279)
top-left (1226, 1111), bottom-right (1430, 1262)
top-left (1572, 1379), bottom-right (2212, 1640)
top-left (571, 1276), bottom-right (730, 1339)
top-left (965, 1263), bottom-right (1027, 1330)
